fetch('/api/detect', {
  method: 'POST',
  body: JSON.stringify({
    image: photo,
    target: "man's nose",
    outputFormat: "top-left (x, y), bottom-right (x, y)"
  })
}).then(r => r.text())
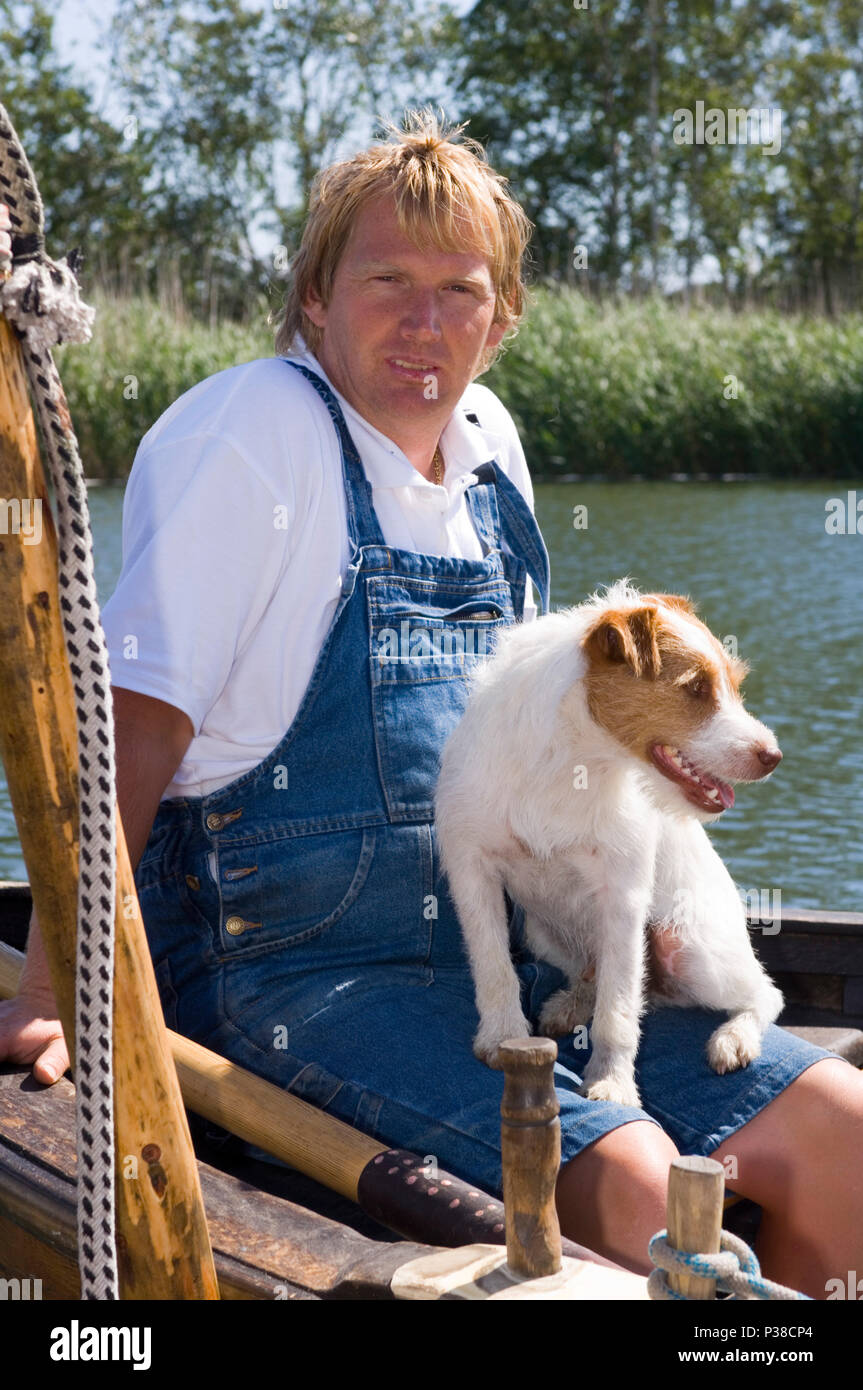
top-left (401, 290), bottom-right (442, 338)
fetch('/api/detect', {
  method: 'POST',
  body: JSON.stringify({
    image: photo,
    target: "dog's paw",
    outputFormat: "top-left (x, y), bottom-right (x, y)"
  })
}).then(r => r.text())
top-left (581, 1075), bottom-right (642, 1108)
top-left (538, 982), bottom-right (595, 1036)
top-left (580, 1061), bottom-right (641, 1108)
top-left (473, 1016), bottom-right (532, 1069)
top-left (707, 1016), bottom-right (762, 1074)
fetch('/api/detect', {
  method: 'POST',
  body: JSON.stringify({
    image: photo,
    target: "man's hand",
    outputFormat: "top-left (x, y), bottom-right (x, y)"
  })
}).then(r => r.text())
top-left (0, 992), bottom-right (69, 1085)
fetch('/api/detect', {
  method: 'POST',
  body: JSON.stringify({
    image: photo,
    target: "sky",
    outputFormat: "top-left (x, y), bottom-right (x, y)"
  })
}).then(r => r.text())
top-left (54, 2), bottom-right (114, 106)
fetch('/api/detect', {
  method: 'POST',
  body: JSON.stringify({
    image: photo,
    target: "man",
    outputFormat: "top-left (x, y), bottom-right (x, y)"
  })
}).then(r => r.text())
top-left (2, 114), bottom-right (861, 1296)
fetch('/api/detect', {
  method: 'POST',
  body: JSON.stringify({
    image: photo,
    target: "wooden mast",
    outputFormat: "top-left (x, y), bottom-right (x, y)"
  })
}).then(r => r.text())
top-left (0, 313), bottom-right (219, 1298)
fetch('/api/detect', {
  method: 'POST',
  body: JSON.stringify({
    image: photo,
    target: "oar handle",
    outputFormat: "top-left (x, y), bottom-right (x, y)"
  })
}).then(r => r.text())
top-left (0, 940), bottom-right (622, 1266)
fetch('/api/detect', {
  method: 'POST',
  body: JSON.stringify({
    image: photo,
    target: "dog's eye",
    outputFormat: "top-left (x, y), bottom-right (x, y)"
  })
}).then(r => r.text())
top-left (685, 677), bottom-right (712, 699)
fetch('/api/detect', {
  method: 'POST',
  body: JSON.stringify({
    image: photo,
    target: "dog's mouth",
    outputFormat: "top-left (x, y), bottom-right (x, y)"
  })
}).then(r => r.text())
top-left (649, 742), bottom-right (735, 813)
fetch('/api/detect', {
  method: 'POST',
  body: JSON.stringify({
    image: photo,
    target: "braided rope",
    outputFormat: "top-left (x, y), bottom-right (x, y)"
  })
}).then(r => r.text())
top-left (648, 1229), bottom-right (810, 1301)
top-left (0, 102), bottom-right (117, 1300)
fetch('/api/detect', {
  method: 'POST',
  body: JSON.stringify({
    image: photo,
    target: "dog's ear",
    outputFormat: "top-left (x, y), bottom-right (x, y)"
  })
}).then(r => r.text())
top-left (583, 606), bottom-right (662, 678)
top-left (648, 592), bottom-right (697, 616)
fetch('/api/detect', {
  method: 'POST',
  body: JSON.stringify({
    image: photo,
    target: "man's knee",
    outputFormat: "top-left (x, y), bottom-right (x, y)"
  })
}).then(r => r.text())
top-left (555, 1120), bottom-right (679, 1270)
top-left (557, 1120), bottom-right (678, 1205)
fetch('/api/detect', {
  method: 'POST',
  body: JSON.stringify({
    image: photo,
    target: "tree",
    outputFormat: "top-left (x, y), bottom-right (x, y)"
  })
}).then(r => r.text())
top-left (106, 0), bottom-right (458, 320)
top-left (0, 1), bottom-right (152, 286)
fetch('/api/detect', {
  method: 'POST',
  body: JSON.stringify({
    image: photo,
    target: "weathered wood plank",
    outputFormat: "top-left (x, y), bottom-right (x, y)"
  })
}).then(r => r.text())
top-left (0, 1065), bottom-right (433, 1299)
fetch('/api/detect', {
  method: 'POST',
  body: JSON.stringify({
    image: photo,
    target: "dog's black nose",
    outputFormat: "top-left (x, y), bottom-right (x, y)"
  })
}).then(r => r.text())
top-left (758, 747), bottom-right (782, 770)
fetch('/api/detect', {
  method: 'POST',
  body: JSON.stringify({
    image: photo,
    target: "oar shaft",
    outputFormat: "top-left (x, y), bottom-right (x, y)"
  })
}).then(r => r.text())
top-left (0, 935), bottom-right (392, 1197)
top-left (0, 938), bottom-right (626, 1266)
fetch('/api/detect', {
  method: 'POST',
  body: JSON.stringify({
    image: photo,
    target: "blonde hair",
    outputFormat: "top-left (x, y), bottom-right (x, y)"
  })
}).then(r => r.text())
top-left (272, 109), bottom-right (532, 372)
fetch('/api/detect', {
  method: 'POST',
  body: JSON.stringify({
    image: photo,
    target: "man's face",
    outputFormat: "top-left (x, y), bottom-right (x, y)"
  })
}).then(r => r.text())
top-left (302, 195), bottom-right (507, 447)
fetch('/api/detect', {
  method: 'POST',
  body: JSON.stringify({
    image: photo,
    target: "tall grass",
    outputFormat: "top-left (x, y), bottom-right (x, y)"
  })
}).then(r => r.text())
top-left (55, 287), bottom-right (863, 480)
top-left (485, 290), bottom-right (863, 478)
top-left (55, 291), bottom-right (271, 481)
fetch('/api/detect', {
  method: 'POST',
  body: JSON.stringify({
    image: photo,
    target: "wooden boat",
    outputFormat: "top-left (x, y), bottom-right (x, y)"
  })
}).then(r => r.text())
top-left (2, 878), bottom-right (861, 1300)
top-left (1, 102), bottom-right (860, 1308)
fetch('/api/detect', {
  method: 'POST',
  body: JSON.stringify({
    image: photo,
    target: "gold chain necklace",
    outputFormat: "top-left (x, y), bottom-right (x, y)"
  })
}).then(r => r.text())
top-left (432, 445), bottom-right (444, 487)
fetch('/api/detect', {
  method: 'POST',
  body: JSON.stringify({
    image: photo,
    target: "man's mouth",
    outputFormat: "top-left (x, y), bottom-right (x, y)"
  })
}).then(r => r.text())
top-left (388, 357), bottom-right (440, 378)
top-left (649, 741), bottom-right (735, 812)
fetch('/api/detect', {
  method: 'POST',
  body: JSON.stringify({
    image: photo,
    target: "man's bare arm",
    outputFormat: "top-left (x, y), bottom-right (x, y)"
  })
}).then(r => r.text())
top-left (0, 687), bottom-right (194, 1082)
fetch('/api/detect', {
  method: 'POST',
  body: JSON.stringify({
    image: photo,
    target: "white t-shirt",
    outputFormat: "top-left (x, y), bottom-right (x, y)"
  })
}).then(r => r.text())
top-left (101, 344), bottom-right (540, 799)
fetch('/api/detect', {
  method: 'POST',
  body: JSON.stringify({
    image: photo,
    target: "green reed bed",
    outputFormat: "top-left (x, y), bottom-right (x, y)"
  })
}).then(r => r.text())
top-left (55, 292), bottom-right (270, 481)
top-left (55, 288), bottom-right (863, 480)
top-left (486, 291), bottom-right (863, 479)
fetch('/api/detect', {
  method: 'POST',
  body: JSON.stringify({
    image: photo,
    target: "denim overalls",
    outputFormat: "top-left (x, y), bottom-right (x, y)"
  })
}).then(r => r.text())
top-left (136, 362), bottom-right (832, 1197)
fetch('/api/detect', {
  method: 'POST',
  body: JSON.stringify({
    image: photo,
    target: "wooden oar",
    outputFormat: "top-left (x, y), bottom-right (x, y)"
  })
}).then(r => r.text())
top-left (0, 935), bottom-right (382, 1194)
top-left (0, 938), bottom-right (623, 1266)
top-left (0, 315), bottom-right (218, 1298)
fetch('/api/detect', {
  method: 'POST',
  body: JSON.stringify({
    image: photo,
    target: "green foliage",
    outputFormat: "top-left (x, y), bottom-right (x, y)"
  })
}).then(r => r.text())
top-left (55, 288), bottom-right (863, 481)
top-left (55, 292), bottom-right (270, 481)
top-left (0, 1), bottom-right (152, 269)
top-left (105, 0), bottom-right (456, 314)
top-left (484, 288), bottom-right (863, 478)
top-left (460, 0), bottom-right (863, 306)
top-left (6, 0), bottom-right (863, 316)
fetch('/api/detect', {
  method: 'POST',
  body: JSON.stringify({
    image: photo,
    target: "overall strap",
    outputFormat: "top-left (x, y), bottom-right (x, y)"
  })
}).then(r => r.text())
top-left (468, 456), bottom-right (551, 615)
top-left (282, 359), bottom-right (386, 548)
top-left (462, 409), bottom-right (550, 614)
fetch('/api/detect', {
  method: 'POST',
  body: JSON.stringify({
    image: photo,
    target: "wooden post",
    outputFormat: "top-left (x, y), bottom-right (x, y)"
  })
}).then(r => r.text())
top-left (498, 1037), bottom-right (563, 1278)
top-left (666, 1155), bottom-right (725, 1300)
top-left (0, 316), bottom-right (219, 1298)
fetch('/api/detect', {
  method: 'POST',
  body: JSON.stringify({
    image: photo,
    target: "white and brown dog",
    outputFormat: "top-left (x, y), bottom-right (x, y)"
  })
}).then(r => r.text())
top-left (435, 580), bottom-right (784, 1108)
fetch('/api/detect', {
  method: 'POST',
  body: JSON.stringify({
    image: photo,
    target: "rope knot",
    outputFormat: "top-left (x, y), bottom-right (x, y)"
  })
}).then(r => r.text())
top-left (0, 254), bottom-right (95, 351)
top-left (647, 1228), bottom-right (810, 1301)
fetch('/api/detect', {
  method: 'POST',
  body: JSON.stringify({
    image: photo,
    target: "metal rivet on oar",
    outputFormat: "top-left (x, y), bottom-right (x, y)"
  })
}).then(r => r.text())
top-left (498, 1037), bottom-right (563, 1279)
top-left (666, 1155), bottom-right (725, 1299)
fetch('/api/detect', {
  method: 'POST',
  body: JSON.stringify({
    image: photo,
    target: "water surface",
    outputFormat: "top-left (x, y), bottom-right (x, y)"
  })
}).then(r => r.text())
top-left (1, 479), bottom-right (860, 910)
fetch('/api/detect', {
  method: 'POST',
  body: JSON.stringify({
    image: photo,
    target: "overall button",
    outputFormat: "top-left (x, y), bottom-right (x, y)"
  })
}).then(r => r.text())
top-left (206, 808), bottom-right (243, 832)
top-left (224, 916), bottom-right (262, 936)
top-left (185, 874), bottom-right (201, 891)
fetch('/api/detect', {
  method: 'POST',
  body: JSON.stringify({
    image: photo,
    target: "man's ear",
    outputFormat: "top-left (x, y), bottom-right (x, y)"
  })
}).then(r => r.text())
top-left (485, 317), bottom-right (507, 352)
top-left (302, 284), bottom-right (328, 330)
top-left (582, 606), bottom-right (662, 678)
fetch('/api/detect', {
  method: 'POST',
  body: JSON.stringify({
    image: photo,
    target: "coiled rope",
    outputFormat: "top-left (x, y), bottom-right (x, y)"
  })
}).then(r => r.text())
top-left (0, 101), bottom-right (117, 1300)
top-left (648, 1228), bottom-right (810, 1301)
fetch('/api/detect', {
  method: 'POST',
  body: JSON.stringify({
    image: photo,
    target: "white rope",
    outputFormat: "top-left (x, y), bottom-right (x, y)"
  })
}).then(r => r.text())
top-left (648, 1229), bottom-right (810, 1301)
top-left (0, 102), bottom-right (118, 1300)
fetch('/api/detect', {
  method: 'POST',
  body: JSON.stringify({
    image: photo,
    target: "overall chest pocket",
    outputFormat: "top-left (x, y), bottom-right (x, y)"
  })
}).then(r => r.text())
top-left (367, 576), bottom-right (514, 822)
top-left (213, 827), bottom-right (376, 960)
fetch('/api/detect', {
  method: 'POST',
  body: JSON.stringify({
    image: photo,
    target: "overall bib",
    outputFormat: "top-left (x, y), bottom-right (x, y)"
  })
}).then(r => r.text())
top-left (136, 362), bottom-right (833, 1197)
